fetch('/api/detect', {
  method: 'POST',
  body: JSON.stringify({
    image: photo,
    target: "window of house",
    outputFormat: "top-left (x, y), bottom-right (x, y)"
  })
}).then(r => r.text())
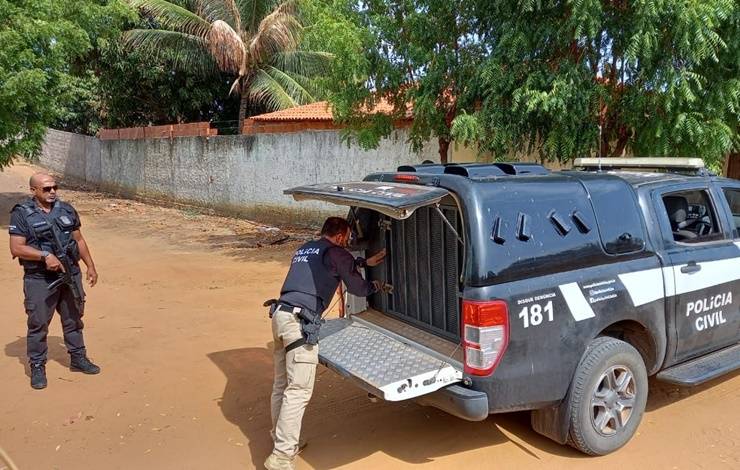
top-left (661, 190), bottom-right (723, 243)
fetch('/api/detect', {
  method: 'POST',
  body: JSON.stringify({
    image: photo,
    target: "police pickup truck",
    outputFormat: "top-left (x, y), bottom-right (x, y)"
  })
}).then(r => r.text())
top-left (285, 158), bottom-right (740, 455)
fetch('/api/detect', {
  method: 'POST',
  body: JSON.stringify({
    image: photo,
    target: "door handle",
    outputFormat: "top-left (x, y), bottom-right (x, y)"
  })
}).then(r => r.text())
top-left (680, 262), bottom-right (701, 274)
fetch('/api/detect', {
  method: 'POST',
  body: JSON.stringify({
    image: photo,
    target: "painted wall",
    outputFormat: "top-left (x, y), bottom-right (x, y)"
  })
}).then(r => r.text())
top-left (40, 129), bottom-right (439, 223)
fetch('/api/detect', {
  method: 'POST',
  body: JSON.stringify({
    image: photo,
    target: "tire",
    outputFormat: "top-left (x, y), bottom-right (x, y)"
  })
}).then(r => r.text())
top-left (567, 337), bottom-right (649, 456)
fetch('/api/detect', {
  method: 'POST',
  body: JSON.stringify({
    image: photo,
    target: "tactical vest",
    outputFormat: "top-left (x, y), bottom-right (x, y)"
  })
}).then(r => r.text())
top-left (279, 238), bottom-right (341, 315)
top-left (12, 199), bottom-right (80, 274)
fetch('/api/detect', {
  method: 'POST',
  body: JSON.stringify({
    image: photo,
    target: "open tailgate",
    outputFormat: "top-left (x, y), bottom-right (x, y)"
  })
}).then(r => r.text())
top-left (284, 181), bottom-right (449, 219)
top-left (318, 318), bottom-right (463, 401)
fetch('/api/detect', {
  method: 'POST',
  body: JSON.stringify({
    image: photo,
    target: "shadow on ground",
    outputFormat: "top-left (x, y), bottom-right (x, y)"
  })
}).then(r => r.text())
top-left (5, 335), bottom-right (71, 377)
top-left (207, 346), bottom-right (590, 469)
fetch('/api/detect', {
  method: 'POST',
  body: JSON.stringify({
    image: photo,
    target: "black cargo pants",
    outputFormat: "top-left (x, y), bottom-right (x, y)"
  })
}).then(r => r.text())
top-left (23, 272), bottom-right (86, 365)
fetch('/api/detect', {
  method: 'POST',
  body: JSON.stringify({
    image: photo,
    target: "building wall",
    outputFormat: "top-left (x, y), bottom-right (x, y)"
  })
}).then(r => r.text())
top-left (39, 128), bottom-right (439, 223)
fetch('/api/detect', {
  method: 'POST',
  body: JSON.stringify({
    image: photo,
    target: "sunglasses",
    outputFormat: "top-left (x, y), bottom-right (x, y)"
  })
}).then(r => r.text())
top-left (34, 185), bottom-right (58, 193)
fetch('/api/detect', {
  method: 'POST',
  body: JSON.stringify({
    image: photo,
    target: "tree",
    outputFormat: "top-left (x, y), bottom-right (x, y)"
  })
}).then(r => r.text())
top-left (0, 0), bottom-right (130, 168)
top-left (95, 38), bottom-right (241, 131)
top-left (315, 0), bottom-right (485, 163)
top-left (125, 0), bottom-right (332, 131)
top-left (324, 1), bottom-right (738, 167)
top-left (466, 0), bottom-right (739, 166)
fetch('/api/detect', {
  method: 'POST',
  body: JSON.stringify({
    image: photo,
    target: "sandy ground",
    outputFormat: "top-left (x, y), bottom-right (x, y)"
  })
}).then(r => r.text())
top-left (0, 162), bottom-right (738, 470)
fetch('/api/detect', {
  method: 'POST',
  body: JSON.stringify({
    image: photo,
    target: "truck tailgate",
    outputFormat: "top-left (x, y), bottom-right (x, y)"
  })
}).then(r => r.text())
top-left (319, 318), bottom-right (463, 401)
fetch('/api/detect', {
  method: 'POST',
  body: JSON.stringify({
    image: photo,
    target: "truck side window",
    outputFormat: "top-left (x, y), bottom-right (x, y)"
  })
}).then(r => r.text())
top-left (661, 190), bottom-right (723, 243)
top-left (722, 188), bottom-right (740, 238)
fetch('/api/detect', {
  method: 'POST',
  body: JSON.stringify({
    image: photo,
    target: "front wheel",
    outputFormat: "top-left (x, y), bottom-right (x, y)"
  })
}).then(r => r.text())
top-left (567, 337), bottom-right (648, 455)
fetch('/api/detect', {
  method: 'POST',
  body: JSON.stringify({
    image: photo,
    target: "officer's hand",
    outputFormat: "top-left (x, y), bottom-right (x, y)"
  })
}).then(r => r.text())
top-left (45, 254), bottom-right (65, 272)
top-left (87, 267), bottom-right (98, 287)
top-left (366, 248), bottom-right (387, 267)
top-left (371, 280), bottom-right (393, 294)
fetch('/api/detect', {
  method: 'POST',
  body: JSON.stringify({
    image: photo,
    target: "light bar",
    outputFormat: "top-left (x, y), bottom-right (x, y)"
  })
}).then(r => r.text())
top-left (574, 157), bottom-right (705, 170)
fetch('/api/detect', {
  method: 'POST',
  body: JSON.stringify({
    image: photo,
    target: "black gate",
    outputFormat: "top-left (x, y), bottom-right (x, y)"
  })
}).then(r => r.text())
top-left (369, 205), bottom-right (463, 341)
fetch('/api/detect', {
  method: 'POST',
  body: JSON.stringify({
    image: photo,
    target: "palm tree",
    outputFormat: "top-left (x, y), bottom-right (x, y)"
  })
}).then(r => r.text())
top-left (125, 0), bottom-right (331, 131)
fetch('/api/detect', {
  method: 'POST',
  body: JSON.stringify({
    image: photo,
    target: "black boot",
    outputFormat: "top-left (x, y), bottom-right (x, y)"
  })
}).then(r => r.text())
top-left (30, 363), bottom-right (47, 390)
top-left (70, 355), bottom-right (101, 374)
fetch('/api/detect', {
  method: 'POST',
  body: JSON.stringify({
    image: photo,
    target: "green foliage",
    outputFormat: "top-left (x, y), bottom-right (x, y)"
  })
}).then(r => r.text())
top-left (314, 0), bottom-right (486, 162)
top-left (0, 0), bottom-right (134, 168)
top-left (124, 0), bottom-right (333, 128)
top-left (95, 37), bottom-right (240, 130)
top-left (472, 0), bottom-right (739, 165)
top-left (323, 0), bottom-right (738, 166)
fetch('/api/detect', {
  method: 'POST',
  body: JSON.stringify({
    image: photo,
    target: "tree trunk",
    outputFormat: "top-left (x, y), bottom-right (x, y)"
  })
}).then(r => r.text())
top-left (610, 123), bottom-right (630, 157)
top-left (438, 137), bottom-right (450, 164)
top-left (600, 126), bottom-right (610, 159)
top-left (238, 88), bottom-right (248, 134)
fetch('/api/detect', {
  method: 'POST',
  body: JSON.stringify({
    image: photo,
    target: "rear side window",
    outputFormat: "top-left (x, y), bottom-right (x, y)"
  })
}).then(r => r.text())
top-left (580, 178), bottom-right (646, 254)
top-left (722, 188), bottom-right (740, 238)
top-left (661, 190), bottom-right (724, 243)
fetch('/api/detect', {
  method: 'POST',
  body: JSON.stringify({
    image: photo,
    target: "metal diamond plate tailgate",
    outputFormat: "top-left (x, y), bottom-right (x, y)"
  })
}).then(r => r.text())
top-left (319, 318), bottom-right (463, 401)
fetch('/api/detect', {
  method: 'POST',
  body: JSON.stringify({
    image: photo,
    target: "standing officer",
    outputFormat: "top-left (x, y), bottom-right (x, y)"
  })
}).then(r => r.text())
top-left (8, 172), bottom-right (100, 390)
top-left (265, 217), bottom-right (386, 470)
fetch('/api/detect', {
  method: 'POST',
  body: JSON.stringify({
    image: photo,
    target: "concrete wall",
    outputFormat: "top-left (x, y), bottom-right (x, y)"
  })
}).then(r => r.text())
top-left (40, 129), bottom-right (438, 223)
top-left (40, 129), bottom-right (102, 184)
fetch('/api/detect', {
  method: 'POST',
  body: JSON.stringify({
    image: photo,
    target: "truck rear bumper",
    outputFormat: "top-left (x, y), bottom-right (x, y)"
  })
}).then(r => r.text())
top-left (415, 384), bottom-right (489, 422)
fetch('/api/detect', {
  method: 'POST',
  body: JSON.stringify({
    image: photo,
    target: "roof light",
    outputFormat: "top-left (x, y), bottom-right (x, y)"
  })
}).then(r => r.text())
top-left (574, 157), bottom-right (705, 170)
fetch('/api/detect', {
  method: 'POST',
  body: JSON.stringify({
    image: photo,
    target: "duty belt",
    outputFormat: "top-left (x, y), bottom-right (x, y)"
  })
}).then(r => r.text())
top-left (276, 304), bottom-right (304, 315)
top-left (276, 304), bottom-right (314, 353)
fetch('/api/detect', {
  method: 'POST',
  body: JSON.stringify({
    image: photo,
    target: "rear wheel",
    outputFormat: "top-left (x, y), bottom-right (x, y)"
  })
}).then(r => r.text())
top-left (567, 337), bottom-right (648, 455)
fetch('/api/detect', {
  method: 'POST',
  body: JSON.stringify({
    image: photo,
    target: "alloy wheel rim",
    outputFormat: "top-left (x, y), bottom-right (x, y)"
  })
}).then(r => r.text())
top-left (590, 365), bottom-right (637, 436)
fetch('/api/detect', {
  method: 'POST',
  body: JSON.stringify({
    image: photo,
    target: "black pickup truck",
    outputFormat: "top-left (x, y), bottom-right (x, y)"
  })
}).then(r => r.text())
top-left (285, 158), bottom-right (740, 455)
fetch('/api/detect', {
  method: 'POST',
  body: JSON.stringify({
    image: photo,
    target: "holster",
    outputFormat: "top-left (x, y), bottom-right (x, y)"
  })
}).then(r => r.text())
top-left (263, 299), bottom-right (278, 318)
top-left (295, 309), bottom-right (322, 346)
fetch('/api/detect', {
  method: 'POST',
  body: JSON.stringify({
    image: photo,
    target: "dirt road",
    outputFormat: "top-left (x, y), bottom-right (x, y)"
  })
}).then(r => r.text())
top-left (1, 163), bottom-right (738, 470)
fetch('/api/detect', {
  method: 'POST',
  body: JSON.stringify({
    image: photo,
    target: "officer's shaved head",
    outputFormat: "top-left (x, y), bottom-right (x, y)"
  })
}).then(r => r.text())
top-left (29, 172), bottom-right (58, 205)
top-left (29, 172), bottom-right (54, 188)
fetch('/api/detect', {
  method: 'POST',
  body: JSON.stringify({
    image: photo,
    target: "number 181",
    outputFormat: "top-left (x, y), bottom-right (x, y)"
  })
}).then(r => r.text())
top-left (518, 301), bottom-right (554, 328)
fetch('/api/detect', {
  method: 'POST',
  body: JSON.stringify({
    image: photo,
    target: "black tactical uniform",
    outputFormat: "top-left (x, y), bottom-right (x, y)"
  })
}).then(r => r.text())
top-left (278, 237), bottom-right (377, 342)
top-left (8, 198), bottom-right (87, 366)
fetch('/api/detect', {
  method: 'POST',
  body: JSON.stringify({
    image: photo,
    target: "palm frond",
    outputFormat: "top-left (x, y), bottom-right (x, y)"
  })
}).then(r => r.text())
top-left (272, 50), bottom-right (333, 77)
top-left (249, 2), bottom-right (302, 62)
top-left (127, 0), bottom-right (211, 37)
top-left (124, 29), bottom-right (218, 75)
top-left (263, 65), bottom-right (316, 103)
top-left (207, 19), bottom-right (246, 73)
top-left (236, 0), bottom-right (279, 33)
top-left (182, 0), bottom-right (242, 30)
top-left (223, 0), bottom-right (242, 32)
top-left (247, 67), bottom-right (300, 110)
top-left (283, 70), bottom-right (327, 100)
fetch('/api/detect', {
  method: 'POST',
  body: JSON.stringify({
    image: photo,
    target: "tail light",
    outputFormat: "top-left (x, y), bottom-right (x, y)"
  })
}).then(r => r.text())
top-left (462, 300), bottom-right (509, 376)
